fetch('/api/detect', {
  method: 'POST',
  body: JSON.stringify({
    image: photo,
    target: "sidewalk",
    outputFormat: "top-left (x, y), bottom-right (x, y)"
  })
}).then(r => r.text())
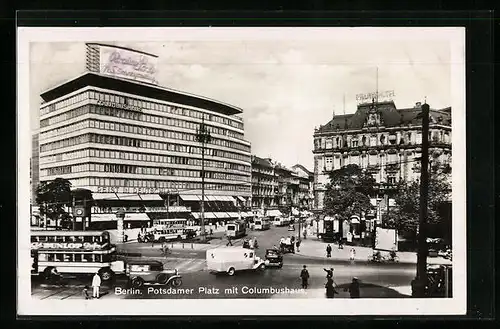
top-left (272, 284), bottom-right (412, 299)
top-left (294, 236), bottom-right (452, 265)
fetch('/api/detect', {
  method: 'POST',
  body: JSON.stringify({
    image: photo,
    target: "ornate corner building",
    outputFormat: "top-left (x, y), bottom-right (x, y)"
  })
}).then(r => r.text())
top-left (312, 100), bottom-right (452, 211)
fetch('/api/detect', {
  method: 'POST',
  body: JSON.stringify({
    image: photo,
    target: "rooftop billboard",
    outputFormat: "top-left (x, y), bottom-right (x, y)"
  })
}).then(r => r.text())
top-left (90, 44), bottom-right (159, 85)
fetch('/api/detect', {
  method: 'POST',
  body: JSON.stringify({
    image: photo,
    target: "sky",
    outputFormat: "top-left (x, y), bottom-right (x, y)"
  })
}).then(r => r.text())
top-left (29, 30), bottom-right (455, 170)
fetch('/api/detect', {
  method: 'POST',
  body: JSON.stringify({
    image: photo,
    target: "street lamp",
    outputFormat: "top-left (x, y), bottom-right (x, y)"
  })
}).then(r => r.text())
top-left (196, 116), bottom-right (212, 242)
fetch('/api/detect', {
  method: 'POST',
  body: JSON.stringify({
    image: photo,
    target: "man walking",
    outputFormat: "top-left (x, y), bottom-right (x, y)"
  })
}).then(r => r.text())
top-left (326, 244), bottom-right (332, 258)
top-left (296, 239), bottom-right (301, 252)
top-left (92, 272), bottom-right (101, 299)
top-left (300, 265), bottom-right (310, 289)
top-left (226, 235), bottom-right (233, 246)
top-left (348, 277), bottom-right (360, 298)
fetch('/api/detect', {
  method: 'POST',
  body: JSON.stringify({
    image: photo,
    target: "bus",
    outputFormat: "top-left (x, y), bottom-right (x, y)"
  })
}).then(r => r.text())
top-left (30, 230), bottom-right (125, 281)
top-left (152, 218), bottom-right (187, 227)
top-left (254, 217), bottom-right (271, 231)
top-left (226, 220), bottom-right (246, 239)
top-left (273, 216), bottom-right (290, 227)
top-left (150, 226), bottom-right (188, 242)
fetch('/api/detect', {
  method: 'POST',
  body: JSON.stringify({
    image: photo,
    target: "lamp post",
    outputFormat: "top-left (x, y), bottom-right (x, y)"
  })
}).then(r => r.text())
top-left (196, 116), bottom-right (212, 242)
top-left (412, 102), bottom-right (430, 297)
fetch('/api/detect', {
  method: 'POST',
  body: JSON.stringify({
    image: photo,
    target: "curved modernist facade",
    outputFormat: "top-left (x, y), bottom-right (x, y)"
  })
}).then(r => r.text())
top-left (38, 72), bottom-right (252, 200)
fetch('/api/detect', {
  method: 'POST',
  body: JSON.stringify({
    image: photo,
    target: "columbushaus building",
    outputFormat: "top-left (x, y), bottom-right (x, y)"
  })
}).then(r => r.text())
top-left (37, 44), bottom-right (252, 227)
top-left (312, 99), bottom-right (452, 211)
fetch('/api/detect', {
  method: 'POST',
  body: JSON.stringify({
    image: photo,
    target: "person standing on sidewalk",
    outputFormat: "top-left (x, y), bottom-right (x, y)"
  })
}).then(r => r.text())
top-left (338, 238), bottom-right (344, 249)
top-left (300, 265), bottom-right (310, 289)
top-left (92, 272), bottom-right (101, 299)
top-left (326, 244), bottom-right (332, 258)
top-left (349, 248), bottom-right (356, 261)
top-left (325, 275), bottom-right (338, 298)
top-left (296, 239), bottom-right (301, 252)
top-left (348, 277), bottom-right (360, 298)
top-left (226, 235), bottom-right (233, 246)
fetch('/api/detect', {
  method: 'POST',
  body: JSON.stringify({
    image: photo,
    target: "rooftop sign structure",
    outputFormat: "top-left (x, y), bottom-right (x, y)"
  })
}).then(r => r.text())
top-left (86, 43), bottom-right (159, 85)
top-left (356, 90), bottom-right (395, 104)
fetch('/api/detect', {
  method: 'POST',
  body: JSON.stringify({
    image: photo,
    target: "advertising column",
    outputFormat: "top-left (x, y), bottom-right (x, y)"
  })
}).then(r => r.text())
top-left (116, 209), bottom-right (125, 243)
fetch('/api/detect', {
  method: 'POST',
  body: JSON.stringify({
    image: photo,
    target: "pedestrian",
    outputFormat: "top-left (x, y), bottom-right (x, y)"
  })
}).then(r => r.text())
top-left (253, 237), bottom-right (259, 249)
top-left (325, 275), bottom-right (337, 298)
top-left (296, 240), bottom-right (301, 252)
top-left (324, 267), bottom-right (334, 278)
top-left (338, 238), bottom-right (344, 249)
top-left (300, 265), bottom-right (310, 289)
top-left (350, 248), bottom-right (356, 261)
top-left (326, 244), bottom-right (332, 258)
top-left (151, 232), bottom-right (155, 247)
top-left (348, 277), bottom-right (360, 298)
top-left (82, 285), bottom-right (90, 300)
top-left (226, 235), bottom-right (233, 246)
top-left (92, 272), bottom-right (101, 299)
top-left (280, 237), bottom-right (285, 252)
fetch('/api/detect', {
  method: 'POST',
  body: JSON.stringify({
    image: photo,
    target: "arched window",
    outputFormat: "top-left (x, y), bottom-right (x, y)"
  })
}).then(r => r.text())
top-left (380, 135), bottom-right (386, 145)
top-left (362, 136), bottom-right (367, 146)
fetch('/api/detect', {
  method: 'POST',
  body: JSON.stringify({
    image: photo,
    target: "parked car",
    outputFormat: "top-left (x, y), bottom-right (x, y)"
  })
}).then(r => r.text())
top-left (126, 259), bottom-right (182, 288)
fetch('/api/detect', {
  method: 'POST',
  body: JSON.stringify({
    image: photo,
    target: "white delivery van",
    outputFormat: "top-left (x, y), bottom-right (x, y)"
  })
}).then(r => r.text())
top-left (206, 247), bottom-right (266, 276)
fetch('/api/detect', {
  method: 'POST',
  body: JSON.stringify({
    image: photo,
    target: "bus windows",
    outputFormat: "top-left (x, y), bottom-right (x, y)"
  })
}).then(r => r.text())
top-left (74, 253), bottom-right (82, 262)
top-left (74, 236), bottom-right (83, 243)
top-left (64, 254), bottom-right (72, 262)
top-left (94, 255), bottom-right (102, 262)
top-left (56, 236), bottom-right (65, 243)
top-left (55, 254), bottom-right (64, 262)
top-left (83, 236), bottom-right (93, 243)
top-left (83, 254), bottom-right (93, 262)
top-left (47, 236), bottom-right (56, 242)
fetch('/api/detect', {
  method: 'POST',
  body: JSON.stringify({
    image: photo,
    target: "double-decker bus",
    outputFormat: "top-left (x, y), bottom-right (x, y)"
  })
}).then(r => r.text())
top-left (226, 220), bottom-right (246, 238)
top-left (30, 230), bottom-right (125, 281)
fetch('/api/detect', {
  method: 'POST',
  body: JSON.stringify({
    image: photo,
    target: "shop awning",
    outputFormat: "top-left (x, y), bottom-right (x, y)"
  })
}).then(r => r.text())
top-left (191, 212), bottom-right (217, 219)
top-left (180, 195), bottom-right (200, 202)
top-left (92, 193), bottom-right (119, 200)
top-left (267, 210), bottom-right (283, 217)
top-left (214, 212), bottom-right (230, 218)
top-left (227, 212), bottom-right (240, 218)
top-left (235, 196), bottom-right (246, 202)
top-left (90, 214), bottom-right (116, 222)
top-left (116, 193), bottom-right (142, 201)
top-left (350, 215), bottom-right (361, 224)
top-left (124, 213), bottom-right (150, 221)
top-left (139, 194), bottom-right (163, 201)
top-left (243, 212), bottom-right (254, 217)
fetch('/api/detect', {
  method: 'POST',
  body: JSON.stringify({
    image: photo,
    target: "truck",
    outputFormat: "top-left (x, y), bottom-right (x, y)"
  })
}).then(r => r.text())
top-left (206, 247), bottom-right (266, 276)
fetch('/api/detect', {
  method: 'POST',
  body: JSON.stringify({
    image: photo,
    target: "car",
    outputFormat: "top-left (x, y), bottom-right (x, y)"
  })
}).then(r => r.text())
top-left (264, 248), bottom-right (283, 268)
top-left (287, 224), bottom-right (295, 231)
top-left (125, 259), bottom-right (182, 288)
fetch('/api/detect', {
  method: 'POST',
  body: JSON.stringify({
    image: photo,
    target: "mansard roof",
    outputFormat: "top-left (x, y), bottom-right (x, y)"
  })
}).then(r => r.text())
top-left (316, 101), bottom-right (451, 134)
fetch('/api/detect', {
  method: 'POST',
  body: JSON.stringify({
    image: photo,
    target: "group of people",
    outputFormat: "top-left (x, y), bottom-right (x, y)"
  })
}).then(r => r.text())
top-left (242, 237), bottom-right (259, 249)
top-left (299, 266), bottom-right (360, 298)
top-left (325, 243), bottom-right (356, 260)
top-left (278, 236), bottom-right (301, 253)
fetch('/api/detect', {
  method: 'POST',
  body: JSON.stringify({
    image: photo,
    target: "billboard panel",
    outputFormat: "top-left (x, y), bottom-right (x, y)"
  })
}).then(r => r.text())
top-left (374, 227), bottom-right (397, 251)
top-left (99, 45), bottom-right (158, 85)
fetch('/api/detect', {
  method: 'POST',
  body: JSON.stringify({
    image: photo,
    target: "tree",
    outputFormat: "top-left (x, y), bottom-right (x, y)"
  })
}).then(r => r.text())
top-left (323, 164), bottom-right (377, 221)
top-left (384, 164), bottom-right (451, 234)
top-left (36, 178), bottom-right (72, 229)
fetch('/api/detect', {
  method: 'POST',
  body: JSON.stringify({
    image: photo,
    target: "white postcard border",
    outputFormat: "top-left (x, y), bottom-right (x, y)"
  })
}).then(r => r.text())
top-left (17, 26), bottom-right (466, 316)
